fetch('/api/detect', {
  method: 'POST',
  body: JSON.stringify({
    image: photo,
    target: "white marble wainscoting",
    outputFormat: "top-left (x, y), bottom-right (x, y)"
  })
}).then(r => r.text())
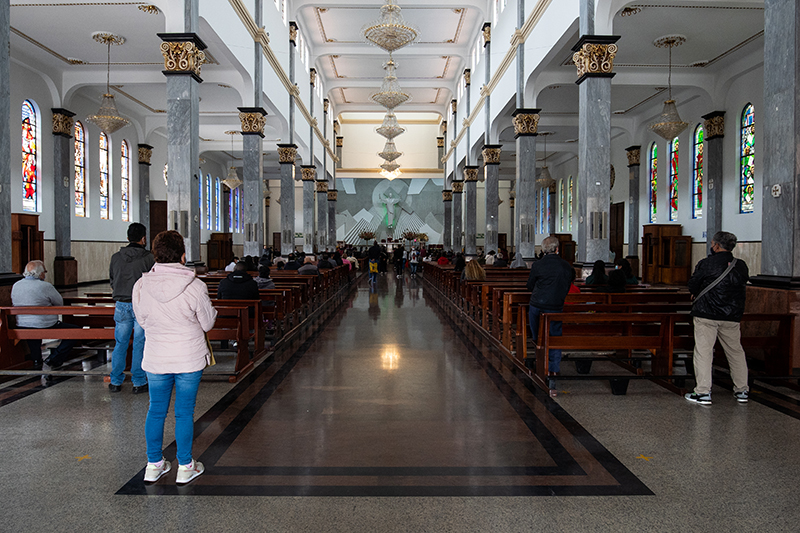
top-left (690, 241), bottom-right (761, 276)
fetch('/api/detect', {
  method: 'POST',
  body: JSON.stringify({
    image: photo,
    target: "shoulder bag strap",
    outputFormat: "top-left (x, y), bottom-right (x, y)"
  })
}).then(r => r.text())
top-left (693, 258), bottom-right (737, 305)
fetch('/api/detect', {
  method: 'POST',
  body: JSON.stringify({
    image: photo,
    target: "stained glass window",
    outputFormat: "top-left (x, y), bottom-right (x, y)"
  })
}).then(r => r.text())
top-left (215, 177), bottom-right (221, 231)
top-left (649, 143), bottom-right (658, 223)
top-left (535, 189), bottom-right (540, 234)
top-left (669, 137), bottom-right (679, 221)
top-left (121, 141), bottom-right (130, 222)
top-left (692, 125), bottom-right (704, 219)
top-left (206, 175), bottom-right (212, 230)
top-left (228, 188), bottom-right (234, 232)
top-left (236, 188), bottom-right (242, 232)
top-left (546, 187), bottom-right (551, 233)
top-left (558, 179), bottom-right (564, 232)
top-left (74, 121), bottom-right (86, 217)
top-left (22, 100), bottom-right (39, 213)
top-left (567, 176), bottom-right (573, 231)
top-left (740, 103), bottom-right (755, 214)
top-left (99, 132), bottom-right (110, 219)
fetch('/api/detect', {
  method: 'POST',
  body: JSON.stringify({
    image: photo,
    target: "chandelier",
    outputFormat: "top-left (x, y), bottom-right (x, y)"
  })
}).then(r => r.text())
top-left (362, 0), bottom-right (418, 53)
top-left (535, 132), bottom-right (555, 188)
top-left (378, 140), bottom-right (402, 162)
top-left (649, 35), bottom-right (689, 140)
top-left (86, 32), bottom-right (130, 134)
top-left (222, 131), bottom-right (243, 190)
top-left (376, 111), bottom-right (406, 139)
top-left (370, 58), bottom-right (411, 110)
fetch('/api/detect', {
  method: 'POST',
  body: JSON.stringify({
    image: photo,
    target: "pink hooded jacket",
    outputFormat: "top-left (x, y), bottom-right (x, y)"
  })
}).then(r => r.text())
top-left (133, 263), bottom-right (217, 374)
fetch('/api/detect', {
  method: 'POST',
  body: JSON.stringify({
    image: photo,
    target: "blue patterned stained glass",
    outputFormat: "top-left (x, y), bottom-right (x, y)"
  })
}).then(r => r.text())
top-left (99, 132), bottom-right (110, 219)
top-left (669, 137), bottom-right (678, 222)
top-left (740, 104), bottom-right (755, 214)
top-left (215, 178), bottom-right (221, 231)
top-left (121, 141), bottom-right (130, 222)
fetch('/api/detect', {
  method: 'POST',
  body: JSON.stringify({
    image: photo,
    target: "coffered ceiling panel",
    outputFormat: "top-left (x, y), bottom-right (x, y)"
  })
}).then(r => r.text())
top-left (311, 6), bottom-right (470, 45)
top-left (326, 54), bottom-right (453, 79)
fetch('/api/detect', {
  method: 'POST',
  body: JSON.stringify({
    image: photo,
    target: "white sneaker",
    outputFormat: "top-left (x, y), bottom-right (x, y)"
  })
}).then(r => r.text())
top-left (144, 458), bottom-right (171, 482)
top-left (176, 459), bottom-right (204, 484)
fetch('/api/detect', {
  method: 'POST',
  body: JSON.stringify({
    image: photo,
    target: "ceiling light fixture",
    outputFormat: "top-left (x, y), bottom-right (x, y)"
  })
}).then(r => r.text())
top-left (362, 0), bottom-right (418, 53)
top-left (370, 58), bottom-right (411, 110)
top-left (223, 131), bottom-right (243, 190)
top-left (376, 111), bottom-right (406, 139)
top-left (378, 139), bottom-right (402, 162)
top-left (86, 32), bottom-right (130, 134)
top-left (649, 35), bottom-right (689, 140)
top-left (536, 132), bottom-right (554, 189)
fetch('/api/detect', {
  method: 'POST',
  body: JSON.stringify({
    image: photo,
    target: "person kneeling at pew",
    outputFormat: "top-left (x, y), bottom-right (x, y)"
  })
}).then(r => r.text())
top-left (526, 236), bottom-right (574, 390)
top-left (11, 260), bottom-right (79, 371)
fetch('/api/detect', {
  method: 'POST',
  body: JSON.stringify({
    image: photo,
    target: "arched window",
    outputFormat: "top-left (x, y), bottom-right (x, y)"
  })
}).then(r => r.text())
top-left (74, 122), bottom-right (86, 216)
top-left (558, 179), bottom-right (564, 231)
top-left (669, 137), bottom-right (679, 221)
top-left (228, 188), bottom-right (234, 232)
top-left (649, 143), bottom-right (658, 223)
top-left (567, 176), bottom-right (573, 231)
top-left (692, 125), bottom-right (704, 219)
top-left (99, 132), bottom-right (110, 219)
top-left (236, 188), bottom-right (242, 232)
top-left (120, 141), bottom-right (130, 222)
top-left (740, 103), bottom-right (755, 214)
top-left (21, 100), bottom-right (40, 212)
top-left (206, 175), bottom-right (212, 230)
top-left (215, 177), bottom-right (222, 231)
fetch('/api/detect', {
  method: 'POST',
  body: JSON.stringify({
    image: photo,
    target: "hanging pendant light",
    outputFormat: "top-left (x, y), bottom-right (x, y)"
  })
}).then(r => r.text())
top-left (649, 35), bottom-right (689, 140)
top-left (535, 132), bottom-right (555, 188)
top-left (378, 140), bottom-right (403, 162)
top-left (86, 32), bottom-right (130, 134)
top-left (362, 0), bottom-right (418, 53)
top-left (370, 57), bottom-right (411, 110)
top-left (380, 160), bottom-right (402, 180)
top-left (376, 111), bottom-right (406, 139)
top-left (222, 131), bottom-right (243, 190)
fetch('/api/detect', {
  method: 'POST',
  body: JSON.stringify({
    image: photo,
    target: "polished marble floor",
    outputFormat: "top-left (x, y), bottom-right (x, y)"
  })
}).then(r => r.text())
top-left (2, 273), bottom-right (800, 531)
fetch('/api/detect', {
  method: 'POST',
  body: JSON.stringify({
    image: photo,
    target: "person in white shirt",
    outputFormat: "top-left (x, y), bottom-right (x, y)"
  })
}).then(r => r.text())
top-left (224, 257), bottom-right (239, 272)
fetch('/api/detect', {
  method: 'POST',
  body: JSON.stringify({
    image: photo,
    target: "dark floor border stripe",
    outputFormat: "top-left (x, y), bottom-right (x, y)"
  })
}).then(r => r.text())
top-left (209, 465), bottom-right (569, 476)
top-left (424, 288), bottom-right (654, 496)
top-left (712, 369), bottom-right (800, 420)
top-left (0, 355), bottom-right (106, 407)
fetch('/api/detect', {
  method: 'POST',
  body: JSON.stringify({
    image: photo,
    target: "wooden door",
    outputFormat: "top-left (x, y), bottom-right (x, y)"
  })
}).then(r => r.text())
top-left (273, 232), bottom-right (281, 254)
top-left (498, 233), bottom-right (507, 253)
top-left (11, 213), bottom-right (44, 275)
top-left (149, 201), bottom-right (168, 247)
top-left (609, 202), bottom-right (624, 262)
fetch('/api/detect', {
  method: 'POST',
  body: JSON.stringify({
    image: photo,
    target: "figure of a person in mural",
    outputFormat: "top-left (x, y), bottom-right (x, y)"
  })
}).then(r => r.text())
top-left (380, 190), bottom-right (401, 229)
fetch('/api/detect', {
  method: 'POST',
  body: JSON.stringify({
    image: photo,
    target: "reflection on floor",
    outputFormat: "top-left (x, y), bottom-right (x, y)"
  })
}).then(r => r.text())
top-left (2, 273), bottom-right (800, 530)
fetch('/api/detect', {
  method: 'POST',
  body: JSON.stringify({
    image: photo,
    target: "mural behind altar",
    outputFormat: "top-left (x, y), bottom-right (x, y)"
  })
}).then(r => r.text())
top-left (335, 178), bottom-right (445, 245)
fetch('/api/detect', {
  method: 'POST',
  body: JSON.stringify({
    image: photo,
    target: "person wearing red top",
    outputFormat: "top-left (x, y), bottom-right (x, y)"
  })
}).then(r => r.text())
top-left (437, 255), bottom-right (449, 265)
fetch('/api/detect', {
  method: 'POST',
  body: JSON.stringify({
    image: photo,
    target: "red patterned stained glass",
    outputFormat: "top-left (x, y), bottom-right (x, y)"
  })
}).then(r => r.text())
top-left (649, 143), bottom-right (658, 223)
top-left (22, 101), bottom-right (38, 213)
top-left (669, 138), bottom-right (678, 221)
top-left (99, 132), bottom-right (109, 219)
top-left (693, 126), bottom-right (703, 219)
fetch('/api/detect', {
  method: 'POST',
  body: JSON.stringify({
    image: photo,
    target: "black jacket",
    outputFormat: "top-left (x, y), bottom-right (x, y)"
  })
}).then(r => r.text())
top-left (109, 243), bottom-right (155, 302)
top-left (218, 271), bottom-right (260, 301)
top-left (526, 253), bottom-right (573, 310)
top-left (368, 244), bottom-right (381, 260)
top-left (688, 251), bottom-right (749, 322)
top-left (283, 260), bottom-right (301, 271)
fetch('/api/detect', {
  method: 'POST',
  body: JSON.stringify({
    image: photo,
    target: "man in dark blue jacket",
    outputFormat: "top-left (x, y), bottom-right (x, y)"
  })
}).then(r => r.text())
top-left (685, 231), bottom-right (750, 406)
top-left (526, 236), bottom-right (573, 390)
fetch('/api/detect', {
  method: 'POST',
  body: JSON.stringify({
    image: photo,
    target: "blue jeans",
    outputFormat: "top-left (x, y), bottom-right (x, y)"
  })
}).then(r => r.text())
top-left (410, 263), bottom-right (418, 274)
top-left (145, 370), bottom-right (203, 465)
top-left (110, 302), bottom-right (147, 386)
top-left (528, 305), bottom-right (563, 373)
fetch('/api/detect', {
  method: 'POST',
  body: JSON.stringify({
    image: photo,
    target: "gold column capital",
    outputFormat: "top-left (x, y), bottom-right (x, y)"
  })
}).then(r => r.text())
top-left (509, 198), bottom-right (515, 208)
top-left (138, 144), bottom-right (153, 165)
top-left (238, 107), bottom-right (268, 136)
top-left (323, 99), bottom-right (330, 113)
top-left (571, 35), bottom-right (620, 83)
top-left (482, 145), bottom-right (502, 164)
top-left (310, 68), bottom-right (317, 87)
top-left (336, 137), bottom-right (344, 147)
top-left (442, 190), bottom-right (453, 201)
top-left (437, 137), bottom-right (445, 148)
top-left (159, 34), bottom-right (208, 82)
top-left (315, 181), bottom-right (329, 193)
top-left (301, 166), bottom-right (317, 181)
top-left (626, 146), bottom-right (641, 167)
top-left (482, 23), bottom-right (491, 46)
top-left (464, 69), bottom-right (471, 86)
top-left (327, 189), bottom-right (338, 201)
top-left (452, 181), bottom-right (464, 193)
top-left (277, 144), bottom-right (298, 164)
top-left (289, 22), bottom-right (298, 44)
top-left (703, 111), bottom-right (725, 140)
top-left (512, 109), bottom-right (540, 137)
top-left (51, 108), bottom-right (75, 137)
top-left (451, 99), bottom-right (457, 114)
top-left (464, 167), bottom-right (479, 182)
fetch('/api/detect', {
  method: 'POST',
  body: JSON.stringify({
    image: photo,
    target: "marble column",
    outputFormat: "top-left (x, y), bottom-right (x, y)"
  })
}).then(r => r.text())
top-left (464, 166), bottom-right (479, 256)
top-left (316, 176), bottom-right (328, 252)
top-left (452, 179), bottom-right (463, 252)
top-left (327, 187), bottom-right (337, 249)
top-left (625, 146), bottom-right (641, 259)
top-left (755, 0), bottom-right (800, 286)
top-left (278, 144), bottom-right (297, 255)
top-left (159, 32), bottom-right (206, 263)
top-left (335, 136), bottom-right (343, 169)
top-left (572, 33), bottom-right (619, 264)
top-left (509, 186), bottom-right (515, 253)
top-left (288, 22), bottom-right (297, 145)
top-left (702, 111), bottom-right (724, 247)
top-left (514, 109), bottom-right (539, 260)
top-left (0, 0), bottom-right (11, 277)
top-left (301, 166), bottom-right (315, 254)
top-left (439, 137), bottom-right (451, 251)
top-left (239, 107), bottom-right (267, 257)
top-left (483, 145), bottom-right (501, 253)
top-left (451, 99), bottom-right (458, 250)
top-left (50, 109), bottom-right (77, 286)
top-left (138, 144), bottom-right (152, 237)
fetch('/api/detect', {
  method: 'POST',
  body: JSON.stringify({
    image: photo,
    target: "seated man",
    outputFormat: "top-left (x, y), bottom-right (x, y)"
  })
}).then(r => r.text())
top-left (11, 260), bottom-right (79, 370)
top-left (298, 256), bottom-right (321, 276)
top-left (283, 253), bottom-right (301, 271)
top-left (224, 256), bottom-right (239, 272)
top-left (218, 262), bottom-right (259, 301)
top-left (254, 265), bottom-right (275, 290)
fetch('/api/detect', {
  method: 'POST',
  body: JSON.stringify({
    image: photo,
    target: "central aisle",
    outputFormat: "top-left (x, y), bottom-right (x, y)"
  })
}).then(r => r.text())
top-left (119, 273), bottom-right (648, 496)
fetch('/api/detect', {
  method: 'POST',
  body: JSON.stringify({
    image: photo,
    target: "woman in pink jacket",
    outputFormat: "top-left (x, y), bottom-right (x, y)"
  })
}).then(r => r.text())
top-left (132, 230), bottom-right (217, 484)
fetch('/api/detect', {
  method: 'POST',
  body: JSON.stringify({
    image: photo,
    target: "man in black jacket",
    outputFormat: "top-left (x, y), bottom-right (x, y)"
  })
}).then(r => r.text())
top-left (283, 253), bottom-right (301, 271)
top-left (685, 231), bottom-right (750, 405)
top-left (218, 262), bottom-right (260, 301)
top-left (526, 236), bottom-right (573, 390)
top-left (109, 223), bottom-right (155, 393)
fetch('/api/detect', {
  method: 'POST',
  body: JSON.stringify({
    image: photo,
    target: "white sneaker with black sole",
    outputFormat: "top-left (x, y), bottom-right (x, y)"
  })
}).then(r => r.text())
top-left (176, 459), bottom-right (204, 484)
top-left (684, 392), bottom-right (712, 405)
top-left (144, 458), bottom-right (171, 482)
